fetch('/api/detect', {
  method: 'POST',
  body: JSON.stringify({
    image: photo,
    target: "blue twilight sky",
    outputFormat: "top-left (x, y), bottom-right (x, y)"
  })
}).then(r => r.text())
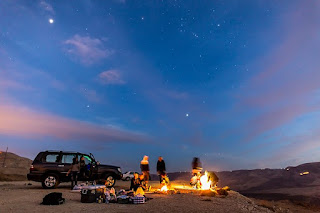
top-left (1, 0), bottom-right (320, 172)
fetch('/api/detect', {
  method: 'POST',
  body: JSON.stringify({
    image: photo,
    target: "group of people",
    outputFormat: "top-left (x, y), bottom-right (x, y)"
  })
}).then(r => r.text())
top-left (66, 155), bottom-right (218, 191)
top-left (130, 155), bottom-right (168, 192)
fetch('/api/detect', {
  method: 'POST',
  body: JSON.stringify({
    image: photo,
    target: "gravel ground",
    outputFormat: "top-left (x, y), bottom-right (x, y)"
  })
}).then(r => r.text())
top-left (0, 180), bottom-right (286, 213)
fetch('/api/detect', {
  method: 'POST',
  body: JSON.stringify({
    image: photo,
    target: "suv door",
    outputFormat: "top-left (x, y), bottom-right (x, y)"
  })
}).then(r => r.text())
top-left (60, 153), bottom-right (78, 181)
top-left (82, 155), bottom-right (97, 180)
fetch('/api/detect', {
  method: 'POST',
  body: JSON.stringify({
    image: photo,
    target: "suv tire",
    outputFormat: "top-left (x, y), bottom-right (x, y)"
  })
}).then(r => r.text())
top-left (42, 173), bottom-right (59, 189)
top-left (125, 176), bottom-right (130, 181)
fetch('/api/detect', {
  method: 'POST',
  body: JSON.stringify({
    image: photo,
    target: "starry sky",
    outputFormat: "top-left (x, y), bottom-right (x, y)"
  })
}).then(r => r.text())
top-left (1, 0), bottom-right (320, 172)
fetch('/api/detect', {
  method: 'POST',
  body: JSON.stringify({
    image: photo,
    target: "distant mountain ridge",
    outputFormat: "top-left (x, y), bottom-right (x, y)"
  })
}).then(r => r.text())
top-left (151, 162), bottom-right (320, 192)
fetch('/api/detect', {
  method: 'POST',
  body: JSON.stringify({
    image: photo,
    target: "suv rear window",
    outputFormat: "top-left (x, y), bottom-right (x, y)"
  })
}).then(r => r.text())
top-left (43, 154), bottom-right (60, 163)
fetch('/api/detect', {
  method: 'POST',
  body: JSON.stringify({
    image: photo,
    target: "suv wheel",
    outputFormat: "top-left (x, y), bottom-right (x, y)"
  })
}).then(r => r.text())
top-left (104, 174), bottom-right (116, 187)
top-left (42, 174), bottom-right (59, 189)
top-left (125, 177), bottom-right (130, 181)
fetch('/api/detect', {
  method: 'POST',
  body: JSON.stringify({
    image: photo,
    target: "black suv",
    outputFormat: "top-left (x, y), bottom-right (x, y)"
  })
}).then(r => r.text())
top-left (27, 151), bottom-right (122, 189)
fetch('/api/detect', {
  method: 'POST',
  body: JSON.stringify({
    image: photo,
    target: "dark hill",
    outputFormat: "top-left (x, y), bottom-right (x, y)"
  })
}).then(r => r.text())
top-left (0, 151), bottom-right (32, 181)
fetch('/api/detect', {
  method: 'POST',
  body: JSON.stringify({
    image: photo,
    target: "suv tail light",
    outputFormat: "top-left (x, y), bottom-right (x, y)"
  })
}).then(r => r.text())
top-left (30, 165), bottom-right (35, 172)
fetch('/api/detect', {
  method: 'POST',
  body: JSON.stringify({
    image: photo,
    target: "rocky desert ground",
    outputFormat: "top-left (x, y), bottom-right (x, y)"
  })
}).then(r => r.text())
top-left (0, 180), bottom-right (312, 213)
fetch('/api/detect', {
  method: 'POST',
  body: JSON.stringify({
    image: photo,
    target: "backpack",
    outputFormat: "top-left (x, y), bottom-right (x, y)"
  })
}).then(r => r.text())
top-left (41, 192), bottom-right (65, 205)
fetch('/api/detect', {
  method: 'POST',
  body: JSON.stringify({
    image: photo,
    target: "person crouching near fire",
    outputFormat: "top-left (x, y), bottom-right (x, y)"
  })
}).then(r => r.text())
top-left (160, 172), bottom-right (170, 187)
top-left (190, 172), bottom-right (201, 189)
top-left (207, 171), bottom-right (219, 188)
top-left (130, 172), bottom-right (141, 192)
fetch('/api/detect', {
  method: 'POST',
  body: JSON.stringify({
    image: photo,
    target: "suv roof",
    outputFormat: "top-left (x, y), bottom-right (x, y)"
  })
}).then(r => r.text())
top-left (42, 150), bottom-right (89, 155)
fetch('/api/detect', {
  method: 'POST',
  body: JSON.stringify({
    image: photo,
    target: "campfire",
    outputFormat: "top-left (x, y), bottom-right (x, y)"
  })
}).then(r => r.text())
top-left (199, 171), bottom-right (212, 190)
top-left (160, 184), bottom-right (168, 192)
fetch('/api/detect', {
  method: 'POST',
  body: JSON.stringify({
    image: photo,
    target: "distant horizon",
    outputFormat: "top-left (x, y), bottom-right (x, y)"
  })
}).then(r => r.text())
top-left (1, 1), bottom-right (320, 172)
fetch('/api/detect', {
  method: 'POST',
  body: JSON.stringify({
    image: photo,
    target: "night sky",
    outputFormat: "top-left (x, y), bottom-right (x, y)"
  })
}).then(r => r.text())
top-left (1, 0), bottom-right (320, 172)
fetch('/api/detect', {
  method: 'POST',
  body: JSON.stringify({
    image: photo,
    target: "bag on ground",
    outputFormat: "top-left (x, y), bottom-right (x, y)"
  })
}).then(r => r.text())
top-left (41, 192), bottom-right (65, 205)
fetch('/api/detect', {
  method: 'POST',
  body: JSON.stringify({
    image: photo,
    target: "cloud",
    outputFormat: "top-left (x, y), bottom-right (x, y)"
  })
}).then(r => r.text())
top-left (39, 1), bottom-right (54, 14)
top-left (0, 103), bottom-right (148, 144)
top-left (98, 70), bottom-right (126, 85)
top-left (64, 35), bottom-right (113, 65)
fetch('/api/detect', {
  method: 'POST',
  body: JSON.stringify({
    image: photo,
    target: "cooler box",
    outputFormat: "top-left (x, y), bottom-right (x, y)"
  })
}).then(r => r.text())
top-left (133, 195), bottom-right (145, 204)
top-left (80, 185), bottom-right (106, 203)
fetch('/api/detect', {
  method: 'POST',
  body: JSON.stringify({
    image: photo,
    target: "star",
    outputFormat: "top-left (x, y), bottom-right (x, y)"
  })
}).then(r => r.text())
top-left (49, 18), bottom-right (54, 24)
top-left (186, 113), bottom-right (189, 117)
top-left (217, 24), bottom-right (220, 27)
top-left (87, 105), bottom-right (90, 108)
top-left (141, 17), bottom-right (144, 20)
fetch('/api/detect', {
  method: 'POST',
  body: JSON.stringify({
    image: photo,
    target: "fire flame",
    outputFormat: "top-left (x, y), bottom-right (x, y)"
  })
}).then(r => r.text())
top-left (200, 171), bottom-right (212, 190)
top-left (160, 184), bottom-right (168, 192)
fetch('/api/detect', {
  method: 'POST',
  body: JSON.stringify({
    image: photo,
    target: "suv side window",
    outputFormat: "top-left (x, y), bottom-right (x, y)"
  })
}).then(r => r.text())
top-left (43, 154), bottom-right (60, 163)
top-left (62, 154), bottom-right (77, 164)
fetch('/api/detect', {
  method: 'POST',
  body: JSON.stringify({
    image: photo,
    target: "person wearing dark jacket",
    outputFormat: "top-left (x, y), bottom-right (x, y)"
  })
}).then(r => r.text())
top-left (192, 157), bottom-right (202, 175)
top-left (157, 156), bottom-right (166, 183)
top-left (79, 156), bottom-right (87, 178)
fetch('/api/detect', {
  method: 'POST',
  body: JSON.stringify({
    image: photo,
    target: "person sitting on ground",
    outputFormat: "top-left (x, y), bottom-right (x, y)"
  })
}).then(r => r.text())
top-left (66, 157), bottom-right (80, 189)
top-left (130, 173), bottom-right (141, 192)
top-left (139, 174), bottom-right (147, 191)
top-left (190, 172), bottom-right (201, 189)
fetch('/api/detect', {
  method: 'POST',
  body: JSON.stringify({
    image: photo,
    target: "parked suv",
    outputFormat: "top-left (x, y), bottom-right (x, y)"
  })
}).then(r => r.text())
top-left (27, 151), bottom-right (122, 189)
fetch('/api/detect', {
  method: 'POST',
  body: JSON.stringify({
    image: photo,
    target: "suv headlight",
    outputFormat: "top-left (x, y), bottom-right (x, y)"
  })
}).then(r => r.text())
top-left (117, 168), bottom-right (122, 173)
